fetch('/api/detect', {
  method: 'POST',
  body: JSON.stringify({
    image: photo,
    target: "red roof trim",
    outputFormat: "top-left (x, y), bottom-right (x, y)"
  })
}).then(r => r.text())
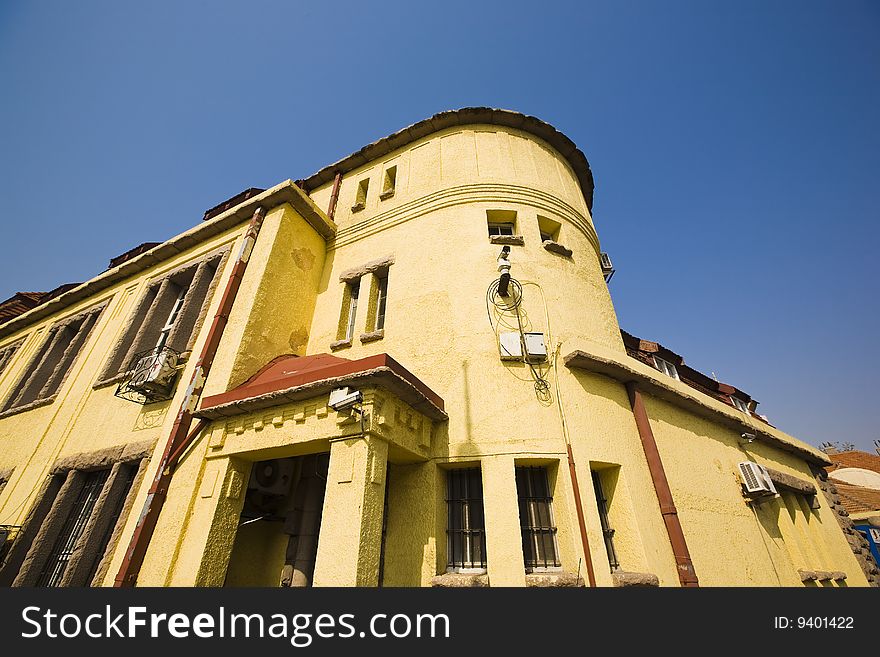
top-left (200, 352), bottom-right (444, 414)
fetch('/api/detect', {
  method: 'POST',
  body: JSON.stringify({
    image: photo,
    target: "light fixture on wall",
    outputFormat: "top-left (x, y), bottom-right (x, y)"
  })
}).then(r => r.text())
top-left (328, 387), bottom-right (363, 412)
top-left (497, 246), bottom-right (511, 297)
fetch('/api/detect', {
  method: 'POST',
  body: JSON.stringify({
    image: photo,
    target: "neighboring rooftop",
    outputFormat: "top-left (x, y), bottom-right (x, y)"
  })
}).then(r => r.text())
top-left (203, 187), bottom-right (265, 222)
top-left (621, 330), bottom-right (768, 423)
top-left (826, 449), bottom-right (880, 475)
top-left (108, 242), bottom-right (162, 269)
top-left (0, 284), bottom-right (80, 326)
top-left (831, 480), bottom-right (880, 517)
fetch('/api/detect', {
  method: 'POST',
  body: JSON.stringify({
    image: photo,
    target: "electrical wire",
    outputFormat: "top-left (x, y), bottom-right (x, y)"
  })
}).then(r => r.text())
top-left (486, 277), bottom-right (552, 402)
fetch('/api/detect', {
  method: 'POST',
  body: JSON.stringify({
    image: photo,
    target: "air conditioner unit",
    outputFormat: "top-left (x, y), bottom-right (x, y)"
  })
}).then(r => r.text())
top-left (738, 461), bottom-right (778, 498)
top-left (127, 349), bottom-right (178, 397)
top-left (248, 458), bottom-right (296, 497)
top-left (600, 252), bottom-right (615, 282)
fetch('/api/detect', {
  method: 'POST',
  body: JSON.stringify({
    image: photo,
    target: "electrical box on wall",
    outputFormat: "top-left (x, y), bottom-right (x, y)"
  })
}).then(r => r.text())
top-left (524, 332), bottom-right (547, 362)
top-left (499, 332), bottom-right (547, 363)
top-left (499, 332), bottom-right (521, 360)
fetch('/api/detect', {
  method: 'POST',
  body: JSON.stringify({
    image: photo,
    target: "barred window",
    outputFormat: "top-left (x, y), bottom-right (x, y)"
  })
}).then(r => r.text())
top-left (99, 252), bottom-right (224, 383)
top-left (1, 305), bottom-right (104, 414)
top-left (446, 468), bottom-right (487, 570)
top-left (36, 469), bottom-right (110, 587)
top-left (5, 459), bottom-right (141, 587)
top-left (592, 470), bottom-right (620, 571)
top-left (516, 466), bottom-right (560, 570)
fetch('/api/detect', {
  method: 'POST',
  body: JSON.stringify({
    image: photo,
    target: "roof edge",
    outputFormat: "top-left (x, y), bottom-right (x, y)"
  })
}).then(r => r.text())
top-left (0, 180), bottom-right (335, 341)
top-left (564, 347), bottom-right (831, 466)
top-left (301, 107), bottom-right (595, 211)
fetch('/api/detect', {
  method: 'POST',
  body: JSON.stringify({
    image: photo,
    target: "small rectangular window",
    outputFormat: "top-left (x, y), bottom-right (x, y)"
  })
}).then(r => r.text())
top-left (731, 396), bottom-right (749, 413)
top-left (537, 215), bottom-right (561, 243)
top-left (487, 222), bottom-right (515, 236)
top-left (374, 274), bottom-right (388, 331)
top-left (344, 280), bottom-right (360, 340)
top-left (516, 466), bottom-right (560, 570)
top-left (446, 468), bottom-right (487, 571)
top-left (352, 178), bottom-right (369, 212)
top-left (486, 210), bottom-right (517, 238)
top-left (380, 166), bottom-right (397, 200)
top-left (652, 355), bottom-right (679, 380)
top-left (592, 471), bottom-right (620, 571)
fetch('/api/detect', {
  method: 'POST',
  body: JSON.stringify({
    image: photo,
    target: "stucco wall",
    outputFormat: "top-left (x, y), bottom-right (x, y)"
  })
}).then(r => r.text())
top-left (0, 116), bottom-right (866, 588)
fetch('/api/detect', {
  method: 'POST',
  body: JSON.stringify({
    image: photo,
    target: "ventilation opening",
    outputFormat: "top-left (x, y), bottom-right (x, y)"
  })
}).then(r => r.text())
top-left (352, 178), bottom-right (369, 212)
top-left (380, 166), bottom-right (397, 199)
top-left (537, 215), bottom-right (561, 243)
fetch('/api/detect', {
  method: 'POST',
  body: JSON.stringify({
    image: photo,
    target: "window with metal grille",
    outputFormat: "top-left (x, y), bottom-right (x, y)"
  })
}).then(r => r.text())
top-left (36, 469), bottom-right (110, 587)
top-left (99, 253), bottom-right (225, 384)
top-left (85, 465), bottom-right (137, 586)
top-left (446, 468), bottom-right (487, 570)
top-left (2, 306), bottom-right (104, 413)
top-left (591, 470), bottom-right (620, 571)
top-left (516, 466), bottom-right (560, 570)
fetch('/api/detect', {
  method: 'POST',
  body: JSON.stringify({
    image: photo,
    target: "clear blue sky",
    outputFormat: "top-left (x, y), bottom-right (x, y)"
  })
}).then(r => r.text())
top-left (0, 1), bottom-right (877, 451)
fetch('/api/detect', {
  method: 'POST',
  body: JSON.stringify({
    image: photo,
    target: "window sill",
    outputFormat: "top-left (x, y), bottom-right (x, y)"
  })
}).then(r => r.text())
top-left (359, 329), bottom-right (384, 344)
top-left (330, 339), bottom-right (352, 351)
top-left (489, 235), bottom-right (525, 246)
top-left (379, 190), bottom-right (394, 201)
top-left (525, 571), bottom-right (584, 587)
top-left (93, 372), bottom-right (129, 390)
top-left (430, 572), bottom-right (489, 588)
top-left (350, 202), bottom-right (365, 213)
top-left (611, 571), bottom-right (660, 587)
top-left (0, 395), bottom-right (57, 420)
top-left (798, 569), bottom-right (847, 583)
top-left (542, 240), bottom-right (572, 258)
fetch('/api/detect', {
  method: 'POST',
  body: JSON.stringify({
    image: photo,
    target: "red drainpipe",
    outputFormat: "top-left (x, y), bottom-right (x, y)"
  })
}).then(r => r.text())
top-left (566, 444), bottom-right (597, 587)
top-left (625, 382), bottom-right (699, 587)
top-left (326, 172), bottom-right (342, 222)
top-left (114, 206), bottom-right (266, 587)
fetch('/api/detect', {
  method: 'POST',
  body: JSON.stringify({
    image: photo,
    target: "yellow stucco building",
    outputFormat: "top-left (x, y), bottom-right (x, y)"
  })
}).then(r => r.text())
top-left (0, 108), bottom-right (875, 588)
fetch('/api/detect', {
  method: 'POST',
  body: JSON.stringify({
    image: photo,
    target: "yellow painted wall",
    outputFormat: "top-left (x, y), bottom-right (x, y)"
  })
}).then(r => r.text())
top-left (0, 226), bottom-right (243, 553)
top-left (0, 116), bottom-right (867, 589)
